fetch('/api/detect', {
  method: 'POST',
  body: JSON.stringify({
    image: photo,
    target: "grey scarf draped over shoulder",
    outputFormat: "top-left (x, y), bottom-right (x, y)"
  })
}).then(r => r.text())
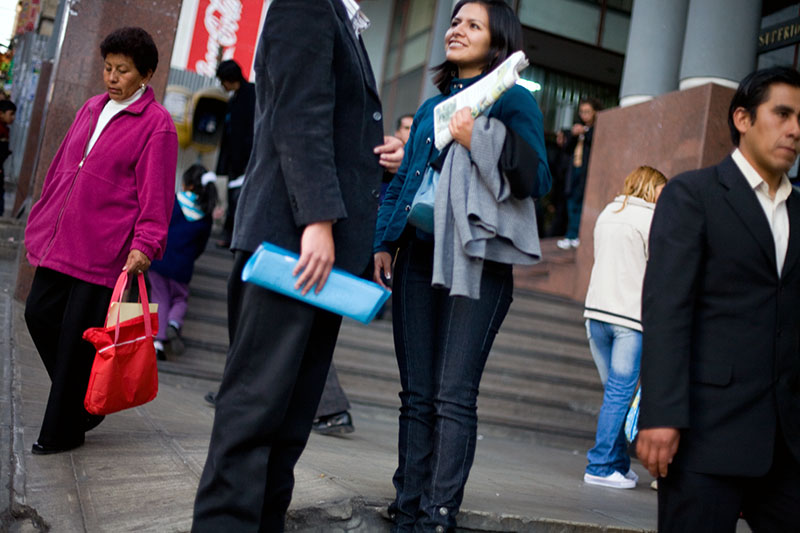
top-left (432, 116), bottom-right (541, 299)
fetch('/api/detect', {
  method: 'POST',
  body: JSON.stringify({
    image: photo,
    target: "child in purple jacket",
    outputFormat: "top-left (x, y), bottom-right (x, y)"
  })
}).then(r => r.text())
top-left (150, 164), bottom-right (217, 359)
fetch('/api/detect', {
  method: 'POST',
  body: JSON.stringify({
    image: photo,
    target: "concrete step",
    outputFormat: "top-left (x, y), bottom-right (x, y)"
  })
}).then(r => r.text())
top-left (172, 240), bottom-right (603, 450)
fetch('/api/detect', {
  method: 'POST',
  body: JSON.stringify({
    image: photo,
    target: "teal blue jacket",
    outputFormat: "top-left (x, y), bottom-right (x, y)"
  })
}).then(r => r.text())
top-left (374, 74), bottom-right (551, 254)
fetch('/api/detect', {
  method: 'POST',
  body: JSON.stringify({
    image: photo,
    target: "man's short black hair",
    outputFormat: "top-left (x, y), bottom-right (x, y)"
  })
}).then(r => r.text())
top-left (728, 66), bottom-right (800, 146)
top-left (0, 100), bottom-right (16, 113)
top-left (216, 60), bottom-right (244, 84)
top-left (100, 27), bottom-right (159, 77)
top-left (395, 114), bottom-right (414, 131)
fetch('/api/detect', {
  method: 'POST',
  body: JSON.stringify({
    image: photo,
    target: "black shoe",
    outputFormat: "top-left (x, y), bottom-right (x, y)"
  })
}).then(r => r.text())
top-left (84, 414), bottom-right (105, 432)
top-left (312, 411), bottom-right (354, 436)
top-left (204, 391), bottom-right (217, 406)
top-left (167, 325), bottom-right (185, 355)
top-left (31, 438), bottom-right (84, 455)
top-left (156, 348), bottom-right (167, 361)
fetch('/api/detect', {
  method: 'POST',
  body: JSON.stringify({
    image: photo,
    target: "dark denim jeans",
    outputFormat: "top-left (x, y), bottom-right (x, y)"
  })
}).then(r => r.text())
top-left (389, 238), bottom-right (514, 532)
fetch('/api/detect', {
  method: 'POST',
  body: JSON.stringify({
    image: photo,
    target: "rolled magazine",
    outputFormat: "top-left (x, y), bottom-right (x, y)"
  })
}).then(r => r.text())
top-left (433, 51), bottom-right (530, 150)
top-left (241, 242), bottom-right (391, 324)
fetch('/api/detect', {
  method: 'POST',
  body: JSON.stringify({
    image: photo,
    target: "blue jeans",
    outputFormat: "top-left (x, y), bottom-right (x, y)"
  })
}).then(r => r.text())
top-left (585, 319), bottom-right (641, 477)
top-left (390, 238), bottom-right (513, 532)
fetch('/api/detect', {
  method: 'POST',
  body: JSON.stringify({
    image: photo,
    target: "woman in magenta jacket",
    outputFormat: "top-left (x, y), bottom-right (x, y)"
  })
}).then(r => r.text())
top-left (23, 27), bottom-right (177, 455)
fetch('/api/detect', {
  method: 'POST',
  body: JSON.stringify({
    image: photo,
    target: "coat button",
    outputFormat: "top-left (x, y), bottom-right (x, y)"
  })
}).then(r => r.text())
top-left (405, 205), bottom-right (411, 212)
top-left (426, 137), bottom-right (431, 144)
top-left (439, 507), bottom-right (448, 516)
top-left (415, 170), bottom-right (421, 176)
top-left (435, 526), bottom-right (444, 533)
top-left (371, 189), bottom-right (379, 198)
top-left (373, 111), bottom-right (382, 121)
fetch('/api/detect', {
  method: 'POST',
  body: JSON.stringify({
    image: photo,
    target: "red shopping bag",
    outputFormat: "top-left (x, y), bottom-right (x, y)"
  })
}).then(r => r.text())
top-left (82, 271), bottom-right (159, 415)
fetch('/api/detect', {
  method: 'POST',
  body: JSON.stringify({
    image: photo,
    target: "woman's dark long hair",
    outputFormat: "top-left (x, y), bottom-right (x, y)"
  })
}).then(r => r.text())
top-left (182, 164), bottom-right (217, 216)
top-left (431, 0), bottom-right (523, 95)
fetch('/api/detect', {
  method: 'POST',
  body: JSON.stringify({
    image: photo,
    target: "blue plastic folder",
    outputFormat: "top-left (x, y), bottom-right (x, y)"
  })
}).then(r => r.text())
top-left (241, 242), bottom-right (391, 324)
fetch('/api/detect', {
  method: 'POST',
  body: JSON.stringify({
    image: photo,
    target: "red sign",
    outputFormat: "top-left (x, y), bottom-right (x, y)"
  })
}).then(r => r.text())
top-left (187, 0), bottom-right (267, 81)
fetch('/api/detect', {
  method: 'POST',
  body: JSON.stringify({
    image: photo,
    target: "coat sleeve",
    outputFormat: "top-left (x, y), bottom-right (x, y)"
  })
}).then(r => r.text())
top-left (131, 128), bottom-right (178, 260)
top-left (638, 175), bottom-right (706, 430)
top-left (493, 86), bottom-right (551, 198)
top-left (265, 0), bottom-right (347, 227)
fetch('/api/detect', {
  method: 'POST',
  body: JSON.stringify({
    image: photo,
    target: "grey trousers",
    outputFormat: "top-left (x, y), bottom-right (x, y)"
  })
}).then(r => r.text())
top-left (315, 363), bottom-right (350, 418)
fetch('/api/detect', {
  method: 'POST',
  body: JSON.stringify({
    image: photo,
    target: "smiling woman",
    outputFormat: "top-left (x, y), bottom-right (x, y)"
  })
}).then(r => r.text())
top-left (23, 26), bottom-right (177, 456)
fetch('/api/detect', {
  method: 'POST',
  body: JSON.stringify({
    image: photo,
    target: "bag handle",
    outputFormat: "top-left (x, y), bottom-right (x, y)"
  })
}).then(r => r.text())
top-left (106, 271), bottom-right (153, 344)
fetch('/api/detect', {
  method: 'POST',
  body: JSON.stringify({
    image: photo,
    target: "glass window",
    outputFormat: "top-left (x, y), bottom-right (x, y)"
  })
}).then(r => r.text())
top-left (758, 45), bottom-right (796, 69)
top-left (518, 0), bottom-right (601, 46)
top-left (400, 32), bottom-right (430, 75)
top-left (601, 10), bottom-right (630, 54)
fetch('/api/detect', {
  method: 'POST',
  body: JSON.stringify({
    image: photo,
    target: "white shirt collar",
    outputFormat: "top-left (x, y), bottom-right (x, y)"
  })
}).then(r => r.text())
top-left (341, 0), bottom-right (370, 35)
top-left (731, 148), bottom-right (792, 203)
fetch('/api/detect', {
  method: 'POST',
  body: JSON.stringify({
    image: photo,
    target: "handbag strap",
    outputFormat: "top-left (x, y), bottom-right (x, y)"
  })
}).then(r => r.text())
top-left (107, 272), bottom-right (153, 344)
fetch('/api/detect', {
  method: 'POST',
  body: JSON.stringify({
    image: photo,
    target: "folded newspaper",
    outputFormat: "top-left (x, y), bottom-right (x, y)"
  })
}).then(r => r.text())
top-left (433, 51), bottom-right (530, 150)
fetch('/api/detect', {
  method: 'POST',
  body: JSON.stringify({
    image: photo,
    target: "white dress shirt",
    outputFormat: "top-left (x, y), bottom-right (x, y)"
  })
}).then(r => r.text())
top-left (341, 0), bottom-right (370, 35)
top-left (731, 148), bottom-right (792, 276)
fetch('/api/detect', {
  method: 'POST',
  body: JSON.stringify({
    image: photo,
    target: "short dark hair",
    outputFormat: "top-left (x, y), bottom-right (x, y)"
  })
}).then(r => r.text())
top-left (0, 100), bottom-right (16, 113)
top-left (728, 66), bottom-right (800, 146)
top-left (100, 27), bottom-right (159, 77)
top-left (431, 0), bottom-right (523, 95)
top-left (395, 114), bottom-right (414, 130)
top-left (579, 97), bottom-right (602, 112)
top-left (216, 60), bottom-right (244, 84)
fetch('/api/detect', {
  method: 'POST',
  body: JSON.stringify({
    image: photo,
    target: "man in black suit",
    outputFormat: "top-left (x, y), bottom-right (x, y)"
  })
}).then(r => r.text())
top-left (637, 67), bottom-right (800, 531)
top-left (191, 1), bottom-right (403, 530)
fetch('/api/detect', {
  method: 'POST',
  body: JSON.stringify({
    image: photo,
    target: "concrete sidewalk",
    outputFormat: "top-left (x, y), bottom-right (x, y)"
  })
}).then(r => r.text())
top-left (1, 248), bottom-right (659, 533)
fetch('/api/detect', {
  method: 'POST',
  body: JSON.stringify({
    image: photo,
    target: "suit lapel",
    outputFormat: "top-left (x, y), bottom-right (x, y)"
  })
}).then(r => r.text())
top-left (331, 0), bottom-right (379, 98)
top-left (781, 191), bottom-right (800, 279)
top-left (718, 156), bottom-right (777, 272)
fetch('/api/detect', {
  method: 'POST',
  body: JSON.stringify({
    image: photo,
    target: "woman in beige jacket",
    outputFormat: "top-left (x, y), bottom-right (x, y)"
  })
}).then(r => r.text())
top-left (582, 166), bottom-right (667, 489)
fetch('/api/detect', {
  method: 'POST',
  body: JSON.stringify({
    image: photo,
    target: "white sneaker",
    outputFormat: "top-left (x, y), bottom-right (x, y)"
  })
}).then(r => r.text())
top-left (584, 471), bottom-right (636, 489)
top-left (569, 238), bottom-right (580, 248)
top-left (624, 469), bottom-right (639, 483)
top-left (556, 238), bottom-right (572, 250)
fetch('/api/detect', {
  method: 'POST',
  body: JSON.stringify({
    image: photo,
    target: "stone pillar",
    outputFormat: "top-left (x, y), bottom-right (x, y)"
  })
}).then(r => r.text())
top-left (679, 0), bottom-right (762, 90)
top-left (618, 0), bottom-right (690, 107)
top-left (15, 0), bottom-right (183, 301)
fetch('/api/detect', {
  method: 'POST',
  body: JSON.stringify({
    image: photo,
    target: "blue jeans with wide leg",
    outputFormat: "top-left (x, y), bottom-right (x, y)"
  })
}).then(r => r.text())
top-left (389, 238), bottom-right (514, 532)
top-left (585, 319), bottom-right (642, 477)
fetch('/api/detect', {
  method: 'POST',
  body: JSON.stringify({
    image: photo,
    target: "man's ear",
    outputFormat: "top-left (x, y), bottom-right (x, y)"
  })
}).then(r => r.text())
top-left (732, 107), bottom-right (753, 136)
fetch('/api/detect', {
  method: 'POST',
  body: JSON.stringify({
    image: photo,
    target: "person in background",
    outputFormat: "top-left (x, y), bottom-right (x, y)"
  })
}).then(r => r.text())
top-left (0, 99), bottom-right (16, 217)
top-left (23, 26), bottom-right (176, 455)
top-left (149, 164), bottom-right (217, 360)
top-left (373, 1), bottom-right (550, 530)
top-left (557, 98), bottom-right (601, 249)
top-left (582, 166), bottom-right (667, 489)
top-left (214, 59), bottom-right (255, 249)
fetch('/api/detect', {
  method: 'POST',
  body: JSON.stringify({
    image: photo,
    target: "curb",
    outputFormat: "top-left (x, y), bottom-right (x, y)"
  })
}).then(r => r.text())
top-left (285, 498), bottom-right (655, 533)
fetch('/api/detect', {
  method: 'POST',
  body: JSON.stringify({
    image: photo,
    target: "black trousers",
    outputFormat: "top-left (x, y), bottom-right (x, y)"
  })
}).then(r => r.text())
top-left (192, 251), bottom-right (343, 532)
top-left (658, 431), bottom-right (800, 532)
top-left (24, 267), bottom-right (113, 447)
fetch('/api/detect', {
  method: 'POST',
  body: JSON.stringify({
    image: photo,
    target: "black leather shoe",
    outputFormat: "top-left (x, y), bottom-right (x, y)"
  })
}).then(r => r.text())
top-left (31, 439), bottom-right (84, 455)
top-left (84, 414), bottom-right (105, 433)
top-left (204, 391), bottom-right (217, 406)
top-left (312, 411), bottom-right (354, 436)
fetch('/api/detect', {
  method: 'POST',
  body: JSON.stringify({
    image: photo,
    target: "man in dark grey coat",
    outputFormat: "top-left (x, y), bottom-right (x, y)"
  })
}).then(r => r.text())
top-left (191, 1), bottom-right (403, 530)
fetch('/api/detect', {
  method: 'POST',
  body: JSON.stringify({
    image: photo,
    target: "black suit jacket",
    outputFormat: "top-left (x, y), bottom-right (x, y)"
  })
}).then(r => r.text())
top-left (231, 0), bottom-right (384, 275)
top-left (215, 81), bottom-right (256, 179)
top-left (640, 155), bottom-right (800, 476)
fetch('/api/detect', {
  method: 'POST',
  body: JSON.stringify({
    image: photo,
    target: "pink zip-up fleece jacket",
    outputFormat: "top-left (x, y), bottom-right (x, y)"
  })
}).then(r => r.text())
top-left (25, 87), bottom-right (178, 288)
